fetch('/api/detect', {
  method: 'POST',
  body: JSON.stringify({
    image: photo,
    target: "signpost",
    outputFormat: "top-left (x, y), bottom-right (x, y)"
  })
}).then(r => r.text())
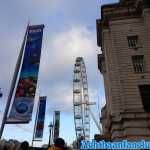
top-left (0, 24), bottom-right (45, 138)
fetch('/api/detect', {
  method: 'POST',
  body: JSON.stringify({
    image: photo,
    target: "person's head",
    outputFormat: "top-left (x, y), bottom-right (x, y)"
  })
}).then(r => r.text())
top-left (20, 141), bottom-right (29, 150)
top-left (3, 143), bottom-right (11, 150)
top-left (3, 145), bottom-right (8, 150)
top-left (54, 138), bottom-right (65, 148)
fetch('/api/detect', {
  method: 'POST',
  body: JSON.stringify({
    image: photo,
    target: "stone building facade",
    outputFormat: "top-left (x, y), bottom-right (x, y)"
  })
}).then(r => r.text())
top-left (97, 0), bottom-right (150, 140)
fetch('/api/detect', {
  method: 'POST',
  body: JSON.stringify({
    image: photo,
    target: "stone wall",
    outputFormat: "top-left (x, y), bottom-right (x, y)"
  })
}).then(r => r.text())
top-left (97, 0), bottom-right (150, 140)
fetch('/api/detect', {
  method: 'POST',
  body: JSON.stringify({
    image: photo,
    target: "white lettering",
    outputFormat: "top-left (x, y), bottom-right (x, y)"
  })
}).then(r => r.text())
top-left (29, 29), bottom-right (42, 33)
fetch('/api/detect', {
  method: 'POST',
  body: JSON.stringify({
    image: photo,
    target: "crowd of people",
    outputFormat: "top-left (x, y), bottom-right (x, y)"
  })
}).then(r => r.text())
top-left (0, 138), bottom-right (71, 150)
top-left (0, 139), bottom-right (29, 150)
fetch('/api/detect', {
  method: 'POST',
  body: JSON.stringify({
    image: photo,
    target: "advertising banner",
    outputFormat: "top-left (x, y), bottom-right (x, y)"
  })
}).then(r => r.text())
top-left (34, 96), bottom-right (46, 139)
top-left (7, 25), bottom-right (44, 123)
top-left (53, 111), bottom-right (60, 139)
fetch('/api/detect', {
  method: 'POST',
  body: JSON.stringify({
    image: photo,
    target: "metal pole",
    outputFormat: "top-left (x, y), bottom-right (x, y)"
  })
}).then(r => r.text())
top-left (48, 126), bottom-right (51, 147)
top-left (31, 96), bottom-right (40, 147)
top-left (0, 25), bottom-right (28, 139)
top-left (48, 123), bottom-right (53, 147)
top-left (89, 108), bottom-right (102, 134)
top-left (0, 88), bottom-right (3, 98)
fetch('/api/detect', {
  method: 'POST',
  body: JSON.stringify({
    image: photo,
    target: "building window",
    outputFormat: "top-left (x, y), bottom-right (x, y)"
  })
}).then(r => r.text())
top-left (132, 55), bottom-right (144, 73)
top-left (139, 85), bottom-right (150, 112)
top-left (127, 36), bottom-right (138, 48)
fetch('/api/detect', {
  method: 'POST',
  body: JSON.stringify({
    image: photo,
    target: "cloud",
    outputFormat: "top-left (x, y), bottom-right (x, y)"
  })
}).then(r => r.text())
top-left (0, 23), bottom-right (100, 115)
top-left (36, 24), bottom-right (102, 113)
top-left (0, 0), bottom-right (101, 32)
top-left (0, 0), bottom-right (118, 144)
top-left (39, 25), bottom-right (97, 83)
top-left (0, 23), bottom-right (100, 113)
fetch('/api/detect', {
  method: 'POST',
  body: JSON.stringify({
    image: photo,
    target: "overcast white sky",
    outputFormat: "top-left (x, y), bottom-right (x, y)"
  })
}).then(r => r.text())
top-left (0, 0), bottom-right (118, 146)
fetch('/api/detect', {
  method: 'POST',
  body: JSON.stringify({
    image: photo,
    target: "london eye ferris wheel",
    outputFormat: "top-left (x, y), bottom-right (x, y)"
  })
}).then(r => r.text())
top-left (73, 57), bottom-right (90, 142)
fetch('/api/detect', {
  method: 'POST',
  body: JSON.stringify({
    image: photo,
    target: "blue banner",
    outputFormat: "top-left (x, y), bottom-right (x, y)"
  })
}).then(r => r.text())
top-left (7, 25), bottom-right (44, 123)
top-left (34, 96), bottom-right (46, 139)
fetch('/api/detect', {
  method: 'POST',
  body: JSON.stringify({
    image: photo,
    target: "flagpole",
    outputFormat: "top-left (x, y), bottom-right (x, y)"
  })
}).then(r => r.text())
top-left (31, 96), bottom-right (40, 147)
top-left (0, 24), bottom-right (29, 139)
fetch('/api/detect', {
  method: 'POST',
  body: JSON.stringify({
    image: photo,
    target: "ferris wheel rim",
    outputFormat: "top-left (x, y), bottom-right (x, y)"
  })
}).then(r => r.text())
top-left (73, 57), bottom-right (90, 141)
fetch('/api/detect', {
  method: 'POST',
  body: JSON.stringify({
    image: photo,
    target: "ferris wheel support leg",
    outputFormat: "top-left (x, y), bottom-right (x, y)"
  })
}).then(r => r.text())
top-left (89, 108), bottom-right (102, 134)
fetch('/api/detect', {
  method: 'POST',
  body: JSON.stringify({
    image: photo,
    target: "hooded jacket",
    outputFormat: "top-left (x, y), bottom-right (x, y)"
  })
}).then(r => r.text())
top-left (48, 146), bottom-right (64, 150)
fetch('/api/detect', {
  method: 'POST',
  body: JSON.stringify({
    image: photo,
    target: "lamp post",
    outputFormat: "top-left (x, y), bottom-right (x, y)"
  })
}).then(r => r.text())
top-left (48, 122), bottom-right (53, 147)
top-left (0, 88), bottom-right (3, 98)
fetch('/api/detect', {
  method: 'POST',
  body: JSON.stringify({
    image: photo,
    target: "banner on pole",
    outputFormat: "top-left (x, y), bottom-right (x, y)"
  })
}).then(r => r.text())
top-left (34, 96), bottom-right (46, 140)
top-left (7, 25), bottom-right (44, 123)
top-left (53, 111), bottom-right (60, 139)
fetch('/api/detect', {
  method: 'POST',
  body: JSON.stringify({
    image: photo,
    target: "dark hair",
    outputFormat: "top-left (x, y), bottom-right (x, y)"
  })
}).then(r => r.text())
top-left (54, 138), bottom-right (65, 147)
top-left (3, 145), bottom-right (9, 150)
top-left (20, 141), bottom-right (29, 150)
